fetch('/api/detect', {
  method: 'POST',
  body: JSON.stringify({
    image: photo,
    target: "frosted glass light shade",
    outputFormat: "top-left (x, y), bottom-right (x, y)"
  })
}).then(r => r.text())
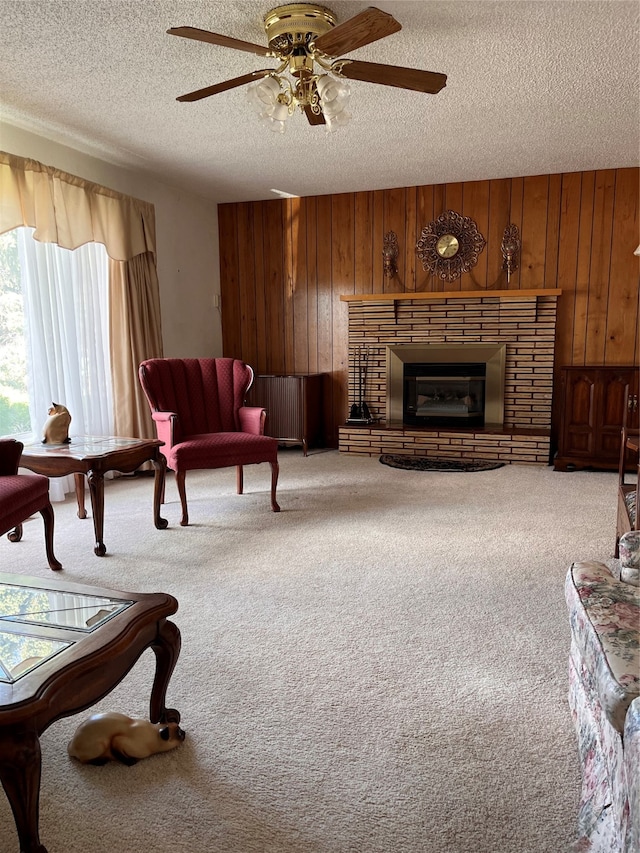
top-left (247, 77), bottom-right (281, 112)
top-left (271, 101), bottom-right (290, 122)
top-left (316, 74), bottom-right (350, 106)
top-left (317, 74), bottom-right (351, 130)
top-left (325, 109), bottom-right (352, 133)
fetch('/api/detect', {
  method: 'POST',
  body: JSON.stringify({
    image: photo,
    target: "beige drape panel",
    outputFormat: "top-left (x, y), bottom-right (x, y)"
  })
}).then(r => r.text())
top-left (0, 151), bottom-right (163, 439)
top-left (109, 255), bottom-right (163, 438)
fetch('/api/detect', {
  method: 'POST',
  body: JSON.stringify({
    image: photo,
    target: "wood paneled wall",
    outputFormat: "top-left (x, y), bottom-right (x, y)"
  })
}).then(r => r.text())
top-left (219, 167), bottom-right (639, 447)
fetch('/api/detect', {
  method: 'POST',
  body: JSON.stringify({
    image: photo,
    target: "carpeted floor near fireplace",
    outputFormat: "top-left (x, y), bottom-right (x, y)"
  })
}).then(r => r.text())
top-left (0, 450), bottom-right (619, 853)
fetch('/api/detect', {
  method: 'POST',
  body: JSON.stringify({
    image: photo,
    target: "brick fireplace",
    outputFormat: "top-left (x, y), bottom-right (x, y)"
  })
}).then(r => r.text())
top-left (338, 289), bottom-right (561, 464)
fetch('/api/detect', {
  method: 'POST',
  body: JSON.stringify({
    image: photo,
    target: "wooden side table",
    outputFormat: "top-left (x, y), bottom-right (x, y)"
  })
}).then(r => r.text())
top-left (18, 436), bottom-right (168, 556)
top-left (0, 573), bottom-right (181, 853)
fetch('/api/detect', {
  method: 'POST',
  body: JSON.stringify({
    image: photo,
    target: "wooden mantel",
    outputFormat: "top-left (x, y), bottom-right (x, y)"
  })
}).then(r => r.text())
top-left (340, 288), bottom-right (562, 303)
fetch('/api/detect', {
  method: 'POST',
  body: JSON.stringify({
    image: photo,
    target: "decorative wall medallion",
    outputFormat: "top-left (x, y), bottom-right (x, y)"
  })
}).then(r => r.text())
top-left (416, 210), bottom-right (486, 282)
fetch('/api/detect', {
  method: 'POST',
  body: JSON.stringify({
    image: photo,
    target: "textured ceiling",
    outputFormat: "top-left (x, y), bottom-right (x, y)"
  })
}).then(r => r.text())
top-left (1, 1), bottom-right (638, 203)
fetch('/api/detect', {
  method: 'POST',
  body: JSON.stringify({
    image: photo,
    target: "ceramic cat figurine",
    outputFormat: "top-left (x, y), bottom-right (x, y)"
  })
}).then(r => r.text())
top-left (68, 712), bottom-right (186, 765)
top-left (42, 402), bottom-right (72, 444)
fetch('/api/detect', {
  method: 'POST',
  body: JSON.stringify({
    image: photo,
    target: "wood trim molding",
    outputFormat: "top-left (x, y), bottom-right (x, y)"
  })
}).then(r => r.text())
top-left (340, 288), bottom-right (562, 303)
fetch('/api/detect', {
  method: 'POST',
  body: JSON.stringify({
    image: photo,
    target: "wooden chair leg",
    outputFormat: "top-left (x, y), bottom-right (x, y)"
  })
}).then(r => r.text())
top-left (8, 523), bottom-right (23, 543)
top-left (39, 501), bottom-right (62, 571)
top-left (270, 461), bottom-right (280, 512)
top-left (176, 471), bottom-right (189, 526)
top-left (236, 465), bottom-right (243, 495)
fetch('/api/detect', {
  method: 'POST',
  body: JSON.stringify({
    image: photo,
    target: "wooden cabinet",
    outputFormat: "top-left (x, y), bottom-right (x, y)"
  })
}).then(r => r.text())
top-left (554, 365), bottom-right (639, 471)
top-left (248, 374), bottom-right (325, 455)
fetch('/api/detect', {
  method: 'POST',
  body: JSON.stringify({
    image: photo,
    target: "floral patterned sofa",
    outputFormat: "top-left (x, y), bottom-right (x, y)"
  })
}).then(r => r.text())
top-left (565, 530), bottom-right (640, 852)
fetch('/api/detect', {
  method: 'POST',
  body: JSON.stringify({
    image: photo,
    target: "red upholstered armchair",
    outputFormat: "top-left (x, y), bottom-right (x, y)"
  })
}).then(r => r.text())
top-left (0, 438), bottom-right (62, 570)
top-left (139, 357), bottom-right (280, 526)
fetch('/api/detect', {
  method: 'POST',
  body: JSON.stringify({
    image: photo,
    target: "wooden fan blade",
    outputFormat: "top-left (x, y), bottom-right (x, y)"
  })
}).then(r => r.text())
top-left (176, 70), bottom-right (273, 102)
top-left (333, 59), bottom-right (447, 94)
top-left (313, 7), bottom-right (401, 58)
top-left (167, 26), bottom-right (274, 58)
top-left (304, 104), bottom-right (326, 126)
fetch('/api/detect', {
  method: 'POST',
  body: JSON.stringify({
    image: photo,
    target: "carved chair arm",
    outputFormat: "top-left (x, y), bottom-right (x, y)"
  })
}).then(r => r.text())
top-left (0, 439), bottom-right (24, 476)
top-left (151, 412), bottom-right (179, 448)
top-left (238, 406), bottom-right (266, 435)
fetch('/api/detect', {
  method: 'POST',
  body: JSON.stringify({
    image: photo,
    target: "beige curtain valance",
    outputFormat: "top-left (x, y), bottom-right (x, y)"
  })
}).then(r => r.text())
top-left (0, 151), bottom-right (156, 261)
top-left (0, 149), bottom-right (163, 439)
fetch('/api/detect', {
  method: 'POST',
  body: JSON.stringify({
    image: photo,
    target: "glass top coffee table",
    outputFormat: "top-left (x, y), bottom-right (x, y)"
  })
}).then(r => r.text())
top-left (0, 572), bottom-right (181, 853)
top-left (19, 436), bottom-right (168, 557)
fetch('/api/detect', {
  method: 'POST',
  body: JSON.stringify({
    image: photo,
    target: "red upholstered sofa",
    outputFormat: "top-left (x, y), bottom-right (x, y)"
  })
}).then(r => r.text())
top-left (139, 357), bottom-right (280, 526)
top-left (0, 438), bottom-right (62, 570)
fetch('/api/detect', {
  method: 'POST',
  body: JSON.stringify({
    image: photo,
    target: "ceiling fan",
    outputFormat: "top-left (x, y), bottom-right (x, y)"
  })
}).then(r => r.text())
top-left (167, 4), bottom-right (447, 131)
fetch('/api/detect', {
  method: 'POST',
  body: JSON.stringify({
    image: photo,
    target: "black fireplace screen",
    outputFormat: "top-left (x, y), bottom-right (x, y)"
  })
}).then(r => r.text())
top-left (404, 362), bottom-right (486, 427)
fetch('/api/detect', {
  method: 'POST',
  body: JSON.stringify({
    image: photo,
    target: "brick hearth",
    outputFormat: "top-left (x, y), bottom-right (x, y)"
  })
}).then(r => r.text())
top-left (338, 289), bottom-right (560, 465)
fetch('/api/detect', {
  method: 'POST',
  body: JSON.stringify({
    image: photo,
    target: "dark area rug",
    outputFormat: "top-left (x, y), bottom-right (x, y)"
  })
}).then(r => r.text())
top-left (379, 454), bottom-right (505, 472)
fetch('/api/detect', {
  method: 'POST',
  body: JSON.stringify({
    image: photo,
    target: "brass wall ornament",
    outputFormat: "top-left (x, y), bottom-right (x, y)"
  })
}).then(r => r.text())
top-left (501, 224), bottom-right (520, 284)
top-left (416, 210), bottom-right (486, 282)
top-left (382, 231), bottom-right (399, 278)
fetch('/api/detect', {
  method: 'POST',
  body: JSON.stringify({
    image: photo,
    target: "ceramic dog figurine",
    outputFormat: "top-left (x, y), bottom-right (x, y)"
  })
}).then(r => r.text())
top-left (42, 402), bottom-right (72, 444)
top-left (68, 712), bottom-right (186, 766)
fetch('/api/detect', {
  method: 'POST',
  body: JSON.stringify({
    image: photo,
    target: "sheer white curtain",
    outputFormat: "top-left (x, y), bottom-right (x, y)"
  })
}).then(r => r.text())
top-left (17, 228), bottom-right (114, 500)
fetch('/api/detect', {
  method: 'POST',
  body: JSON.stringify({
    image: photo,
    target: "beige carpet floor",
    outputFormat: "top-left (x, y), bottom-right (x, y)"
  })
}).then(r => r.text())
top-left (0, 449), bottom-right (621, 853)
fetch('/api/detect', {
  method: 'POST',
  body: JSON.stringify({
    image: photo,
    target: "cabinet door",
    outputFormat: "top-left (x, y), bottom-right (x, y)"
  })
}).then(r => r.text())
top-left (559, 369), bottom-right (597, 460)
top-left (595, 368), bottom-right (637, 460)
top-left (627, 369), bottom-right (640, 431)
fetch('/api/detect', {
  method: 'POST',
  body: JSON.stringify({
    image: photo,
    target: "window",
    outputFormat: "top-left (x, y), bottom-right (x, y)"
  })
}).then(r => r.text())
top-left (0, 230), bottom-right (29, 434)
top-left (0, 228), bottom-right (114, 499)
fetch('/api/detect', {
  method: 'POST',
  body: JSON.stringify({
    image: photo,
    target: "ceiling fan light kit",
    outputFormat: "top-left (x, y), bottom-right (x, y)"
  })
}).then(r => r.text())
top-left (168, 4), bottom-right (447, 133)
top-left (245, 60), bottom-right (351, 134)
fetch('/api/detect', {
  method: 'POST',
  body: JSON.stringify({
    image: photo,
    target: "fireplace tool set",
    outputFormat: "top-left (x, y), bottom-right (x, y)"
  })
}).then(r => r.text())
top-left (347, 345), bottom-right (375, 423)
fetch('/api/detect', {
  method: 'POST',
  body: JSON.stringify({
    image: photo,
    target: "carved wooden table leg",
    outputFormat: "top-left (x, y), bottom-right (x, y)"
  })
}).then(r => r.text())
top-left (73, 473), bottom-right (87, 519)
top-left (151, 454), bottom-right (168, 530)
top-left (0, 728), bottom-right (47, 853)
top-left (86, 469), bottom-right (106, 556)
top-left (149, 619), bottom-right (181, 724)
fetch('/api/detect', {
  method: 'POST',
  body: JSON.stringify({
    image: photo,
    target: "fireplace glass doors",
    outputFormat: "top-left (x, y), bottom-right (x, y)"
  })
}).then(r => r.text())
top-left (404, 363), bottom-right (486, 427)
top-left (386, 343), bottom-right (506, 429)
